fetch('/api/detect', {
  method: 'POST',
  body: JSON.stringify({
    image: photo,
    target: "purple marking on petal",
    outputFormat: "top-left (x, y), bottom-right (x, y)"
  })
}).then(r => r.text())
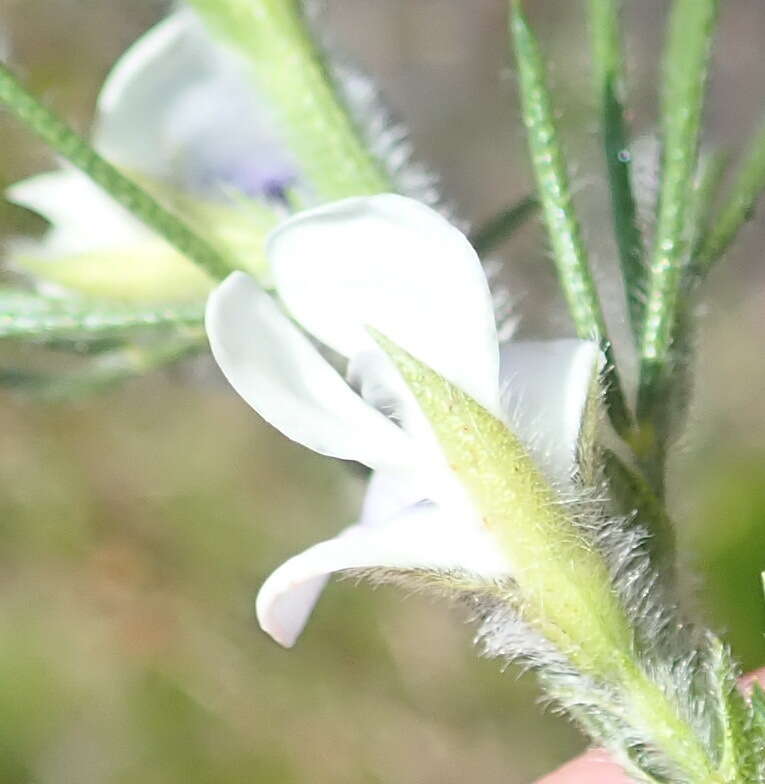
top-left (164, 81), bottom-right (301, 203)
top-left (213, 159), bottom-right (298, 201)
top-left (95, 11), bottom-right (303, 205)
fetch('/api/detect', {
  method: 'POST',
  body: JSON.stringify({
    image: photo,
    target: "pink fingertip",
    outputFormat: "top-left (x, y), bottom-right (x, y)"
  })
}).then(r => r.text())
top-left (535, 749), bottom-right (631, 784)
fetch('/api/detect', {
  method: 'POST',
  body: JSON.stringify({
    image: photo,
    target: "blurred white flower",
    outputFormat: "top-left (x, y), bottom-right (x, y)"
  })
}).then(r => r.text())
top-left (5, 9), bottom-right (296, 300)
top-left (206, 194), bottom-right (601, 647)
top-left (91, 9), bottom-right (297, 199)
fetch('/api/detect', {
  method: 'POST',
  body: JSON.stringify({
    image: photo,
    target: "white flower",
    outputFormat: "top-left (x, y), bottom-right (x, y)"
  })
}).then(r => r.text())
top-left (5, 9), bottom-right (295, 300)
top-left (91, 9), bottom-right (296, 199)
top-left (205, 194), bottom-right (601, 647)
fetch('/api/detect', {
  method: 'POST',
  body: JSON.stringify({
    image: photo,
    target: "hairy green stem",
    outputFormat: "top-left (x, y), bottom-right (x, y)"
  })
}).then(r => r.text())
top-left (510, 2), bottom-right (632, 437)
top-left (0, 62), bottom-right (231, 281)
top-left (638, 0), bottom-right (719, 419)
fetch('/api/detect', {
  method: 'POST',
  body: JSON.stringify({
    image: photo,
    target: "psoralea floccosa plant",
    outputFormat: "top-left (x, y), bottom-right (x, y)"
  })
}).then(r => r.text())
top-left (2, 1), bottom-right (765, 781)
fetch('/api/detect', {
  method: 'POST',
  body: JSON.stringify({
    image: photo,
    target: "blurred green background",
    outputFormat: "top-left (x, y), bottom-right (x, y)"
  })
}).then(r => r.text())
top-left (1, 1), bottom-right (765, 781)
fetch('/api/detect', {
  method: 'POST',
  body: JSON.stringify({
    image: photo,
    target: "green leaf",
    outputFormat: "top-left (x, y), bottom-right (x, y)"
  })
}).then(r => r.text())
top-left (750, 683), bottom-right (765, 726)
top-left (469, 195), bottom-right (538, 256)
top-left (625, 153), bottom-right (727, 480)
top-left (0, 289), bottom-right (205, 340)
top-left (509, 1), bottom-right (632, 437)
top-left (587, 0), bottom-right (644, 338)
top-left (706, 638), bottom-right (758, 783)
top-left (0, 336), bottom-right (205, 401)
top-left (688, 149), bottom-right (730, 263)
top-left (637, 0), bottom-right (719, 418)
top-left (695, 115), bottom-right (765, 275)
top-left (185, 0), bottom-right (392, 200)
top-left (750, 683), bottom-right (765, 781)
top-left (0, 367), bottom-right (49, 389)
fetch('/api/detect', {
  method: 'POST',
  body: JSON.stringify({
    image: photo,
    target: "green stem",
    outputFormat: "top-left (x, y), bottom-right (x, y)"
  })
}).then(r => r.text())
top-left (509, 2), bottom-right (632, 437)
top-left (587, 0), bottom-right (644, 339)
top-left (185, 0), bottom-right (392, 200)
top-left (637, 0), bottom-right (719, 419)
top-left (0, 62), bottom-right (231, 281)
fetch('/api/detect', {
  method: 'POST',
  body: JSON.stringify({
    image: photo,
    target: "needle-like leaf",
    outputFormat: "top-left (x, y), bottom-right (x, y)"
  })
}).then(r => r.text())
top-left (587, 0), bottom-right (644, 338)
top-left (637, 0), bottom-right (719, 418)
top-left (510, 2), bottom-right (632, 436)
top-left (694, 117), bottom-right (765, 276)
top-left (0, 289), bottom-right (205, 340)
top-left (470, 195), bottom-right (539, 257)
top-left (0, 336), bottom-right (204, 401)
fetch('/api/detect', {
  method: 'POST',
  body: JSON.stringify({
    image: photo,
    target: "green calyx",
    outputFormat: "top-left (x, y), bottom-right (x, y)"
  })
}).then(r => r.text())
top-left (373, 330), bottom-right (739, 782)
top-left (371, 330), bottom-right (632, 677)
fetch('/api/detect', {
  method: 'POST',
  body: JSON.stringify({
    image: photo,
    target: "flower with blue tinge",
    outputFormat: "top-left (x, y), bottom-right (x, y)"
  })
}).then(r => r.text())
top-left (92, 9), bottom-right (298, 200)
top-left (6, 10), bottom-right (298, 300)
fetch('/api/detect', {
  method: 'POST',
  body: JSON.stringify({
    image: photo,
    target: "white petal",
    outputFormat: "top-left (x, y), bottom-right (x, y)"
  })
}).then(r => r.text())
top-left (359, 470), bottom-right (429, 527)
top-left (256, 503), bottom-right (509, 646)
top-left (348, 350), bottom-right (477, 515)
top-left (6, 169), bottom-right (147, 254)
top-left (500, 339), bottom-right (602, 484)
top-left (95, 11), bottom-right (205, 173)
top-left (206, 272), bottom-right (412, 471)
top-left (347, 348), bottom-right (433, 442)
top-left (269, 195), bottom-right (501, 414)
top-left (94, 10), bottom-right (295, 195)
top-left (256, 573), bottom-right (329, 650)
